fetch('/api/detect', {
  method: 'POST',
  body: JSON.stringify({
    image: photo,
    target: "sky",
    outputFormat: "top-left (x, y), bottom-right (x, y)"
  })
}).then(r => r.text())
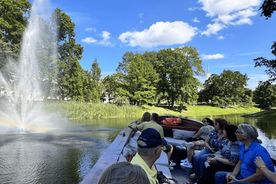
top-left (31, 0), bottom-right (276, 90)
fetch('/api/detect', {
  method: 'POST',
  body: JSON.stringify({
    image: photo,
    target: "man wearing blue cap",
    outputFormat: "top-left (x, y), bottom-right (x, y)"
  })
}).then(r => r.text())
top-left (131, 128), bottom-right (163, 184)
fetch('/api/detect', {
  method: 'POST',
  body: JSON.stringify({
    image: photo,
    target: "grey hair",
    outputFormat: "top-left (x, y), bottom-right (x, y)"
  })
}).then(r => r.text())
top-left (98, 161), bottom-right (150, 184)
top-left (238, 124), bottom-right (259, 142)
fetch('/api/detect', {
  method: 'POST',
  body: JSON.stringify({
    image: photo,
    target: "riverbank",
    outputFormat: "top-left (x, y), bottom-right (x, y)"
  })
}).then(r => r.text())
top-left (243, 109), bottom-right (276, 118)
top-left (42, 101), bottom-right (261, 119)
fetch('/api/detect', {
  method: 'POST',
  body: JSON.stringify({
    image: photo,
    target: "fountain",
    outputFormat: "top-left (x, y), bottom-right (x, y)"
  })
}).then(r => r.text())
top-left (0, 0), bottom-right (58, 132)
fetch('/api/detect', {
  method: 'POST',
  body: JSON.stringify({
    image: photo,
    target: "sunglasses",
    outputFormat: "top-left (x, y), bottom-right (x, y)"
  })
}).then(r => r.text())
top-left (235, 130), bottom-right (243, 134)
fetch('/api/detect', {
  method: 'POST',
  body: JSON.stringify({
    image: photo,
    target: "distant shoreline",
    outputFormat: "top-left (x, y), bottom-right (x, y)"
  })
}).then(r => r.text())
top-left (42, 101), bottom-right (261, 120)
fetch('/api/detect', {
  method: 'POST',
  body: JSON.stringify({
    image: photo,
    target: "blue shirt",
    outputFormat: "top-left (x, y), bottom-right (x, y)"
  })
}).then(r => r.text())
top-left (209, 130), bottom-right (228, 151)
top-left (239, 140), bottom-right (275, 183)
top-left (221, 140), bottom-right (241, 163)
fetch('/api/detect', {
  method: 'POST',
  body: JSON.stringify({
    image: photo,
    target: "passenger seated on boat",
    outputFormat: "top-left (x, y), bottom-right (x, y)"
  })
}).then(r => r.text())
top-left (196, 124), bottom-right (241, 184)
top-left (190, 118), bottom-right (228, 180)
top-left (181, 118), bottom-right (215, 168)
top-left (215, 124), bottom-right (275, 184)
top-left (97, 161), bottom-right (150, 184)
top-left (131, 128), bottom-right (163, 184)
top-left (129, 113), bottom-right (175, 169)
top-left (136, 111), bottom-right (151, 125)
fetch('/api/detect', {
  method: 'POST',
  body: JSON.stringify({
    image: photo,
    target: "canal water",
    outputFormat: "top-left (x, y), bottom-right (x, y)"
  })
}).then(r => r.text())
top-left (0, 114), bottom-right (275, 184)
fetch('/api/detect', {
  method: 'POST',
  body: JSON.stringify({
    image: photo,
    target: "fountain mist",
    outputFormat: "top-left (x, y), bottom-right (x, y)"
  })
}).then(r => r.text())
top-left (0, 0), bottom-right (59, 132)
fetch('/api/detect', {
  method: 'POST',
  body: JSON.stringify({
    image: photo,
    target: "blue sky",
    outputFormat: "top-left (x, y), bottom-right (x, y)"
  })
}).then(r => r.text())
top-left (32, 0), bottom-right (276, 90)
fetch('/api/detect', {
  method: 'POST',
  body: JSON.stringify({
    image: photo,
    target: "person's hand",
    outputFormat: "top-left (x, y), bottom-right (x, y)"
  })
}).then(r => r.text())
top-left (255, 156), bottom-right (266, 168)
top-left (210, 148), bottom-right (216, 153)
top-left (226, 173), bottom-right (237, 184)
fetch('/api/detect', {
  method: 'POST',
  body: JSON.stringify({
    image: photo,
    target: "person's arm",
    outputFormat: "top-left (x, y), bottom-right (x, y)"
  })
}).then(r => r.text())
top-left (194, 140), bottom-right (205, 146)
top-left (255, 156), bottom-right (276, 183)
top-left (226, 160), bottom-right (241, 183)
top-left (215, 156), bottom-right (236, 166)
top-left (193, 129), bottom-right (203, 139)
top-left (219, 142), bottom-right (240, 166)
top-left (234, 171), bottom-right (265, 183)
top-left (204, 135), bottom-right (216, 153)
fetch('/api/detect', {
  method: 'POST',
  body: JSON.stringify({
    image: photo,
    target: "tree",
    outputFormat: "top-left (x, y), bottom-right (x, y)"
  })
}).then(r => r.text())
top-left (36, 17), bottom-right (59, 97)
top-left (259, 0), bottom-right (276, 19)
top-left (253, 83), bottom-right (276, 108)
top-left (0, 0), bottom-right (31, 79)
top-left (116, 51), bottom-right (159, 104)
top-left (201, 70), bottom-right (249, 107)
top-left (51, 8), bottom-right (84, 101)
top-left (102, 74), bottom-right (118, 103)
top-left (88, 59), bottom-right (103, 103)
top-left (254, 41), bottom-right (276, 84)
top-left (154, 46), bottom-right (204, 107)
top-left (254, 0), bottom-right (276, 84)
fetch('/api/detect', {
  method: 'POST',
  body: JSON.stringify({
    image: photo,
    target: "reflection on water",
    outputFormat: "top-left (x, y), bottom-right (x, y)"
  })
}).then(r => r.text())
top-left (0, 115), bottom-right (275, 183)
top-left (0, 117), bottom-right (136, 184)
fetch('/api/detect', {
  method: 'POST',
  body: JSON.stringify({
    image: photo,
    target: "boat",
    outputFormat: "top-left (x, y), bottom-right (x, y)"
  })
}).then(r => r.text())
top-left (81, 114), bottom-right (203, 184)
top-left (81, 114), bottom-right (276, 184)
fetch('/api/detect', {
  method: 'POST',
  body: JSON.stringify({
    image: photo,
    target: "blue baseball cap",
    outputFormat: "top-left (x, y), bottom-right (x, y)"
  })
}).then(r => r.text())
top-left (137, 128), bottom-right (162, 148)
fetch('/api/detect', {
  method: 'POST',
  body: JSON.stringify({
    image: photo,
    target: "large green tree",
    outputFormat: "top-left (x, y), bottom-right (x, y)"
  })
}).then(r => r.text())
top-left (51, 8), bottom-right (84, 101)
top-left (201, 70), bottom-right (250, 107)
top-left (0, 0), bottom-right (31, 78)
top-left (253, 83), bottom-right (276, 108)
top-left (88, 59), bottom-right (103, 103)
top-left (154, 46), bottom-right (204, 107)
top-left (116, 51), bottom-right (159, 104)
top-left (36, 17), bottom-right (59, 97)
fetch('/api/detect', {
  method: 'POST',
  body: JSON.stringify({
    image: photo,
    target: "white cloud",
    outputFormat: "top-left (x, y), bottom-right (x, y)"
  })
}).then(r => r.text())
top-left (139, 13), bottom-right (143, 19)
top-left (188, 7), bottom-right (200, 11)
top-left (198, 0), bottom-right (262, 35)
top-left (99, 31), bottom-right (113, 46)
top-left (82, 37), bottom-right (97, 43)
top-left (201, 22), bottom-right (226, 36)
top-left (202, 53), bottom-right (225, 60)
top-left (192, 18), bottom-right (200, 23)
top-left (119, 21), bottom-right (197, 48)
top-left (85, 27), bottom-right (97, 32)
top-left (218, 36), bottom-right (224, 39)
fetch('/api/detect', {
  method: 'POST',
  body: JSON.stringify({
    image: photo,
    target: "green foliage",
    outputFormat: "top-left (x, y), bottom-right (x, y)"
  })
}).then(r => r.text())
top-left (43, 101), bottom-right (141, 119)
top-left (102, 74), bottom-right (118, 103)
top-left (114, 96), bottom-right (129, 106)
top-left (259, 0), bottom-right (276, 19)
top-left (200, 70), bottom-right (250, 108)
top-left (154, 46), bottom-right (204, 107)
top-left (254, 41), bottom-right (276, 84)
top-left (116, 51), bottom-right (159, 104)
top-left (51, 8), bottom-right (84, 101)
top-left (36, 17), bottom-right (59, 97)
top-left (0, 0), bottom-right (31, 78)
top-left (83, 59), bottom-right (103, 103)
top-left (254, 1), bottom-right (276, 83)
top-left (253, 83), bottom-right (276, 108)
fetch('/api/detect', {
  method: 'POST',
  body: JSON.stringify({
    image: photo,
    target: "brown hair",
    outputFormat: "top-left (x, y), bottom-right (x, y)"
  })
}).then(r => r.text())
top-left (141, 112), bottom-right (151, 123)
top-left (215, 118), bottom-right (228, 130)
